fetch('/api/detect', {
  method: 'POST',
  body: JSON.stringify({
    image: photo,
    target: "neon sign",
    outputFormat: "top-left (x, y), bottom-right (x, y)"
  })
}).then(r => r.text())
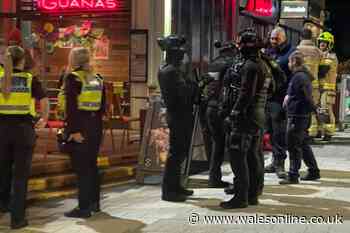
top-left (37, 0), bottom-right (119, 13)
top-left (245, 0), bottom-right (273, 17)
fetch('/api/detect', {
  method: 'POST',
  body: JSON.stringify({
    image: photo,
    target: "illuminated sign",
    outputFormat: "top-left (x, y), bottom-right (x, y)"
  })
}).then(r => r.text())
top-left (281, 1), bottom-right (308, 19)
top-left (241, 0), bottom-right (279, 23)
top-left (245, 0), bottom-right (273, 17)
top-left (37, 0), bottom-right (119, 13)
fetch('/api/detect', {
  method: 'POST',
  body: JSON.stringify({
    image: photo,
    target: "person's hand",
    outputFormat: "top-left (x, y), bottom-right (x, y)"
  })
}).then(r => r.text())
top-left (68, 133), bottom-right (85, 143)
top-left (283, 95), bottom-right (289, 109)
top-left (35, 118), bottom-right (47, 129)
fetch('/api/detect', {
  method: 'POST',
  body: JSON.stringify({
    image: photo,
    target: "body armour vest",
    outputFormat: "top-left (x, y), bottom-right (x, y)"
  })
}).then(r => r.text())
top-left (58, 71), bottom-right (103, 114)
top-left (0, 72), bottom-right (35, 116)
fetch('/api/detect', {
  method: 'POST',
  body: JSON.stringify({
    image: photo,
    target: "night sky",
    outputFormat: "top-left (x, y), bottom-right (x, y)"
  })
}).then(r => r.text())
top-left (326, 0), bottom-right (350, 61)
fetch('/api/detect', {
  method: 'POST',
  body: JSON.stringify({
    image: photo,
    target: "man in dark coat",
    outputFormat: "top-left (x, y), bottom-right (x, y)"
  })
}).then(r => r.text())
top-left (280, 51), bottom-right (320, 184)
top-left (264, 27), bottom-right (295, 178)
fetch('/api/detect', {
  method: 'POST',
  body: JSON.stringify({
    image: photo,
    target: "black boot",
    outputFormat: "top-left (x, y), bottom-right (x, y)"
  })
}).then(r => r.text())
top-left (275, 160), bottom-right (287, 179)
top-left (90, 202), bottom-right (101, 213)
top-left (162, 192), bottom-right (187, 202)
top-left (64, 207), bottom-right (91, 219)
top-left (0, 201), bottom-right (9, 213)
top-left (178, 187), bottom-right (194, 196)
top-left (248, 196), bottom-right (259, 206)
top-left (11, 219), bottom-right (28, 230)
top-left (279, 175), bottom-right (299, 185)
top-left (208, 180), bottom-right (231, 188)
top-left (220, 196), bottom-right (248, 209)
top-left (224, 184), bottom-right (235, 195)
top-left (264, 163), bottom-right (276, 173)
top-left (301, 171), bottom-right (320, 181)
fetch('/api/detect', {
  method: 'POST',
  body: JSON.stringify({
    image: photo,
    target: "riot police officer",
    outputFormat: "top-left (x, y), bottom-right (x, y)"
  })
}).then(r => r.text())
top-left (157, 35), bottom-right (196, 202)
top-left (205, 41), bottom-right (238, 188)
top-left (220, 29), bottom-right (272, 209)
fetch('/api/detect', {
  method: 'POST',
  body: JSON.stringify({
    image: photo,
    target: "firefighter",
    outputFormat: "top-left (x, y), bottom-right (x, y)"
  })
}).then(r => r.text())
top-left (60, 47), bottom-right (106, 218)
top-left (220, 29), bottom-right (272, 209)
top-left (318, 32), bottom-right (338, 141)
top-left (296, 28), bottom-right (323, 138)
top-left (157, 35), bottom-right (196, 202)
top-left (0, 46), bottom-right (49, 229)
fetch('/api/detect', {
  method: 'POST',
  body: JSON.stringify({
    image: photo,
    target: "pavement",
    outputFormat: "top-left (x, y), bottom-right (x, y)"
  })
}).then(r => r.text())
top-left (1, 143), bottom-right (350, 233)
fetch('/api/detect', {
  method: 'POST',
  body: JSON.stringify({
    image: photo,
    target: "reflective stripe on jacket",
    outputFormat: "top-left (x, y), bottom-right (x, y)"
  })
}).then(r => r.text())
top-left (0, 72), bottom-right (35, 116)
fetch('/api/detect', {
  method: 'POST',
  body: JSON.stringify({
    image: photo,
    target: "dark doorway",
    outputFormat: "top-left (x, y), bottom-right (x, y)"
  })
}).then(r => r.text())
top-left (326, 0), bottom-right (350, 61)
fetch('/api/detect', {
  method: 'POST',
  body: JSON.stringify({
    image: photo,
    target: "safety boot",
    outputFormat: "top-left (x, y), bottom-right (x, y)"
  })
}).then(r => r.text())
top-left (224, 184), bottom-right (236, 195)
top-left (208, 180), bottom-right (231, 188)
top-left (178, 187), bottom-right (194, 196)
top-left (162, 192), bottom-right (187, 202)
top-left (220, 196), bottom-right (248, 209)
top-left (301, 171), bottom-right (320, 181)
top-left (264, 163), bottom-right (276, 173)
top-left (279, 175), bottom-right (299, 185)
top-left (275, 160), bottom-right (287, 179)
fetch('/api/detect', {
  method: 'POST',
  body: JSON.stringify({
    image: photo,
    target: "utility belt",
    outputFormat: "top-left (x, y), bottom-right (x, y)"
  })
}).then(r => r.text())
top-left (207, 100), bottom-right (220, 108)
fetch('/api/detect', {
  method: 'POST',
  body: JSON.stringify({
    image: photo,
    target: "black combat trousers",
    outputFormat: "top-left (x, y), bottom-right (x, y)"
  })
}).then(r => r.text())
top-left (0, 119), bottom-right (35, 223)
top-left (162, 114), bottom-right (193, 194)
top-left (266, 101), bottom-right (287, 165)
top-left (69, 112), bottom-right (103, 211)
top-left (287, 116), bottom-right (319, 178)
top-left (206, 106), bottom-right (225, 183)
top-left (228, 129), bottom-right (264, 201)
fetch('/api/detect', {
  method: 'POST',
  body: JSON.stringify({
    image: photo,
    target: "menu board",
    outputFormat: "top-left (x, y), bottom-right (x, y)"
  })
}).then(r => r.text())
top-left (130, 30), bottom-right (148, 83)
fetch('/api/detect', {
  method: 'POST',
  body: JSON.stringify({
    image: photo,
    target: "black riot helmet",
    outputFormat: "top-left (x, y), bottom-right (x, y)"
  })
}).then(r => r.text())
top-left (237, 28), bottom-right (261, 57)
top-left (157, 35), bottom-right (187, 66)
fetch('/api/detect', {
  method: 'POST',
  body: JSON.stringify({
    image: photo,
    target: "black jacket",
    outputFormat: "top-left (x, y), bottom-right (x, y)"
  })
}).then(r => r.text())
top-left (158, 64), bottom-right (194, 118)
top-left (287, 67), bottom-right (317, 117)
top-left (233, 56), bottom-right (272, 131)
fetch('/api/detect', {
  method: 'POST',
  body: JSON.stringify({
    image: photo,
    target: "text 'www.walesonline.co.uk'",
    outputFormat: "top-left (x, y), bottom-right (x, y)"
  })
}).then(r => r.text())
top-left (188, 213), bottom-right (344, 225)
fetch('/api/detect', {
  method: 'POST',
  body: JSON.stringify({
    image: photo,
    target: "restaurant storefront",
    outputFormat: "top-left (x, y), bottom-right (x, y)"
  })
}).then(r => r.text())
top-left (0, 0), bottom-right (137, 158)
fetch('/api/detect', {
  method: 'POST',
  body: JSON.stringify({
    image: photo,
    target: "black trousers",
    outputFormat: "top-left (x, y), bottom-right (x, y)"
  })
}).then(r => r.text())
top-left (266, 101), bottom-right (287, 164)
top-left (69, 113), bottom-right (103, 210)
top-left (228, 129), bottom-right (264, 201)
top-left (162, 114), bottom-right (193, 194)
top-left (0, 120), bottom-right (35, 223)
top-left (206, 106), bottom-right (225, 183)
top-left (287, 116), bottom-right (319, 178)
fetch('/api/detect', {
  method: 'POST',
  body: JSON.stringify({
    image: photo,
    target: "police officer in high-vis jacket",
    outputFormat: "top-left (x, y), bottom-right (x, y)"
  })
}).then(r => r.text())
top-left (59, 47), bottom-right (105, 218)
top-left (0, 46), bottom-right (49, 229)
top-left (318, 32), bottom-right (338, 141)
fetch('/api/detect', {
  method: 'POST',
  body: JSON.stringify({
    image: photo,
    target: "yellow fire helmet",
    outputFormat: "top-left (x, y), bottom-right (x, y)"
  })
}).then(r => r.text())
top-left (318, 32), bottom-right (335, 50)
